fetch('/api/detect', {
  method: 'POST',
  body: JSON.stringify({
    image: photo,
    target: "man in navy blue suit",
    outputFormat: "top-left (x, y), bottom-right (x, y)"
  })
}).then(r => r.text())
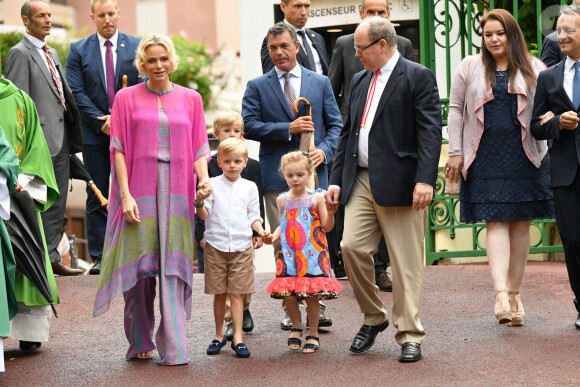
top-left (66, 0), bottom-right (142, 275)
top-left (243, 22), bottom-right (342, 329)
top-left (532, 5), bottom-right (580, 331)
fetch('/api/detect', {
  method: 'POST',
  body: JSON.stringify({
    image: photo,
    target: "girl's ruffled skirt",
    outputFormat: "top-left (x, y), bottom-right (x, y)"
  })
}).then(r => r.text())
top-left (266, 276), bottom-right (343, 300)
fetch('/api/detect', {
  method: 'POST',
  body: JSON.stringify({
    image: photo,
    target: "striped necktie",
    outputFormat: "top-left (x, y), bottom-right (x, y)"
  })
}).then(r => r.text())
top-left (43, 45), bottom-right (67, 111)
top-left (283, 72), bottom-right (296, 115)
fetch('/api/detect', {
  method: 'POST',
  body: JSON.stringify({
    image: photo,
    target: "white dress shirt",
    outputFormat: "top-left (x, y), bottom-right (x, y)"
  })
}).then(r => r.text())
top-left (275, 64), bottom-right (301, 140)
top-left (97, 30), bottom-right (119, 80)
top-left (284, 20), bottom-right (323, 75)
top-left (275, 64), bottom-right (302, 98)
top-left (204, 174), bottom-right (262, 252)
top-left (358, 51), bottom-right (400, 168)
top-left (563, 56), bottom-right (578, 104)
top-left (24, 33), bottom-right (64, 97)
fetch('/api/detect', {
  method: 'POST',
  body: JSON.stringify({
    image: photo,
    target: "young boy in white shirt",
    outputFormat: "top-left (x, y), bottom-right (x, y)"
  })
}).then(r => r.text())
top-left (196, 138), bottom-right (268, 358)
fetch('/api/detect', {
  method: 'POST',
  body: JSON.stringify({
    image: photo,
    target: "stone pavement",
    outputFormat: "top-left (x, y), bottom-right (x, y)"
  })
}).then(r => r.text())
top-left (1, 261), bottom-right (578, 386)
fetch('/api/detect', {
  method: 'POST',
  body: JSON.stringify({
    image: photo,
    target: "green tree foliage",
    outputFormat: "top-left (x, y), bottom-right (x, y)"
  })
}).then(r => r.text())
top-left (477, 0), bottom-right (569, 55)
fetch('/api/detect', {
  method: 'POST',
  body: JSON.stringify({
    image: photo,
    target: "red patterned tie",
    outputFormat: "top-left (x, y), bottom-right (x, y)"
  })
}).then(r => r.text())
top-left (43, 45), bottom-right (67, 111)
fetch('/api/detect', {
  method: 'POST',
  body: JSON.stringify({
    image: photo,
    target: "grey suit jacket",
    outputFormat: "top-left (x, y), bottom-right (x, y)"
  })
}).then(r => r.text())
top-left (328, 33), bottom-right (416, 120)
top-left (5, 37), bottom-right (83, 156)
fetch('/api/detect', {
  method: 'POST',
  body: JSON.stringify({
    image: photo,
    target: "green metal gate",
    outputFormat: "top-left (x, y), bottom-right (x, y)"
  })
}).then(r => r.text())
top-left (420, 0), bottom-right (567, 265)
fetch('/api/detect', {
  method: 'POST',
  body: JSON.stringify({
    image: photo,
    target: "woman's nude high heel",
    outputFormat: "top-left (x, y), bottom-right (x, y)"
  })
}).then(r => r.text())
top-left (494, 290), bottom-right (512, 324)
top-left (508, 292), bottom-right (525, 327)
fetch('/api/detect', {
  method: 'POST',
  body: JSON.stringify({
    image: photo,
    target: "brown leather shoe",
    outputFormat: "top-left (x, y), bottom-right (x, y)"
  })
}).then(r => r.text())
top-left (375, 272), bottom-right (392, 292)
top-left (52, 261), bottom-right (83, 276)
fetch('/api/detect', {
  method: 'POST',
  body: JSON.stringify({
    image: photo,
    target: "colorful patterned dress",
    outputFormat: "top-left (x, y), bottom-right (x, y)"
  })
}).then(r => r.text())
top-left (266, 190), bottom-right (342, 299)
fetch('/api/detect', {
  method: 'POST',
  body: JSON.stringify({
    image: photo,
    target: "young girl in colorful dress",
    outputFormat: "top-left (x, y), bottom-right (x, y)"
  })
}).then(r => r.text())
top-left (265, 151), bottom-right (342, 353)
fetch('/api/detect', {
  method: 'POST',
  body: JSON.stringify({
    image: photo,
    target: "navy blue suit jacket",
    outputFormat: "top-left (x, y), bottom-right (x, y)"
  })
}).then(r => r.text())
top-left (242, 66), bottom-right (342, 191)
top-left (330, 57), bottom-right (442, 207)
top-left (531, 61), bottom-right (580, 188)
top-left (66, 32), bottom-right (142, 145)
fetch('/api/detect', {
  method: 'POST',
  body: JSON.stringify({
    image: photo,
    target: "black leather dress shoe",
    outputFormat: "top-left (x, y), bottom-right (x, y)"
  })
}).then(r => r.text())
top-left (19, 341), bottom-right (41, 351)
top-left (281, 312), bottom-right (293, 330)
top-left (333, 266), bottom-right (347, 279)
top-left (242, 309), bottom-right (254, 332)
top-left (51, 261), bottom-right (83, 276)
top-left (575, 312), bottom-right (580, 330)
top-left (225, 323), bottom-right (234, 341)
top-left (89, 259), bottom-right (101, 275)
top-left (318, 309), bottom-right (333, 327)
top-left (400, 342), bottom-right (422, 363)
top-left (349, 319), bottom-right (389, 353)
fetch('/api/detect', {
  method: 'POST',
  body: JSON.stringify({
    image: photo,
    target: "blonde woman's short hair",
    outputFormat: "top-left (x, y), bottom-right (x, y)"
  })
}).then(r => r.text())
top-left (213, 111), bottom-right (244, 136)
top-left (217, 138), bottom-right (248, 158)
top-left (134, 33), bottom-right (180, 79)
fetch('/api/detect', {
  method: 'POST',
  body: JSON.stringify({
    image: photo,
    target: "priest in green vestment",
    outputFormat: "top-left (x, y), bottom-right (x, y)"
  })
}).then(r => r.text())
top-left (0, 78), bottom-right (60, 350)
top-left (0, 126), bottom-right (20, 336)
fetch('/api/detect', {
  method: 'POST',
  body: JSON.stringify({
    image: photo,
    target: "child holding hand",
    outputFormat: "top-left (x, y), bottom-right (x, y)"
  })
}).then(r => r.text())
top-left (265, 151), bottom-right (342, 354)
top-left (196, 138), bottom-right (268, 358)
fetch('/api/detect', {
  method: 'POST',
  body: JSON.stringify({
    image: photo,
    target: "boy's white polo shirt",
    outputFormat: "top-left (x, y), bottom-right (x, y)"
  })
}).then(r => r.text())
top-left (203, 174), bottom-right (262, 252)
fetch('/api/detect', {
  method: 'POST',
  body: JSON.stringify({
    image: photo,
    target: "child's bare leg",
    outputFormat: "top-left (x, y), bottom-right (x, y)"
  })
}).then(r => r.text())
top-left (229, 293), bottom-right (244, 344)
top-left (304, 296), bottom-right (320, 353)
top-left (285, 296), bottom-right (302, 349)
top-left (213, 294), bottom-right (227, 340)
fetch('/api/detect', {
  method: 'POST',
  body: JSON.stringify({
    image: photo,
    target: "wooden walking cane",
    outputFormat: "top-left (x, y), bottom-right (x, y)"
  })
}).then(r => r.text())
top-left (292, 97), bottom-right (318, 190)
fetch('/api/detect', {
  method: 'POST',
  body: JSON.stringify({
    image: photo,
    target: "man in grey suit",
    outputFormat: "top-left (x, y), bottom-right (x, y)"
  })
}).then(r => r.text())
top-left (327, 0), bottom-right (415, 291)
top-left (6, 0), bottom-right (84, 276)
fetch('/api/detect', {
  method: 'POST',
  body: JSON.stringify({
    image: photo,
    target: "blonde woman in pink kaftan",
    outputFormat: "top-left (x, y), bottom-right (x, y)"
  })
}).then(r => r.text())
top-left (93, 33), bottom-right (210, 365)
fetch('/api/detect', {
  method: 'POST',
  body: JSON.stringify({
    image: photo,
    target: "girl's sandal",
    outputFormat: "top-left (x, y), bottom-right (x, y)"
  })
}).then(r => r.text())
top-left (302, 336), bottom-right (320, 354)
top-left (288, 328), bottom-right (302, 351)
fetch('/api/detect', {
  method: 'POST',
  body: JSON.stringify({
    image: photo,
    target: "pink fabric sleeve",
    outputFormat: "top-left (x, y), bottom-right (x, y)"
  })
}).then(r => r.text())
top-left (447, 57), bottom-right (472, 157)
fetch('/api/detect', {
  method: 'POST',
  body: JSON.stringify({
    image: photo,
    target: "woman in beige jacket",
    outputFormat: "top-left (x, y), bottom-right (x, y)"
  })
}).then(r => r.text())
top-left (445, 9), bottom-right (554, 326)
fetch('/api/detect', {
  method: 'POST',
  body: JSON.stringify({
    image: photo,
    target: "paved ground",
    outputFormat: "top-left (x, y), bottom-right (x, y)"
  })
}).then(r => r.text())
top-left (2, 261), bottom-right (579, 386)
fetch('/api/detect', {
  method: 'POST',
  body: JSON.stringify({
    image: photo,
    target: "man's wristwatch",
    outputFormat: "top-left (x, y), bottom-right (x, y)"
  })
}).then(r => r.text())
top-left (194, 200), bottom-right (205, 208)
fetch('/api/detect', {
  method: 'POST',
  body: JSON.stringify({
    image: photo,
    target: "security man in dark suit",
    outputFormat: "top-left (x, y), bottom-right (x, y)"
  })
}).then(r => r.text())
top-left (261, 0), bottom-right (329, 75)
top-left (66, 0), bottom-right (142, 275)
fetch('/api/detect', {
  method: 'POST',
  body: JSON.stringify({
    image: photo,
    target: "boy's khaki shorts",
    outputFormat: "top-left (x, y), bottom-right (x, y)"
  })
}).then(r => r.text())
top-left (204, 243), bottom-right (255, 295)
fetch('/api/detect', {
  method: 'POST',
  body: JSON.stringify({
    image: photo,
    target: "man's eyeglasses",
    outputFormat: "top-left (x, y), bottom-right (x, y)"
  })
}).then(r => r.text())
top-left (354, 38), bottom-right (382, 53)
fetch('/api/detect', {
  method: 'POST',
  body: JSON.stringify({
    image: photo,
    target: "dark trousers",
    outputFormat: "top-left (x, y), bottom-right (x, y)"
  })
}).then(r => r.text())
top-left (42, 136), bottom-right (70, 264)
top-left (82, 141), bottom-right (110, 262)
top-left (553, 167), bottom-right (580, 313)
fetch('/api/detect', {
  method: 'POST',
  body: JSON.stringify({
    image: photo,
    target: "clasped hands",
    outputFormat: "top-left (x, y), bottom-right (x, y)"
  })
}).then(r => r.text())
top-left (195, 178), bottom-right (212, 203)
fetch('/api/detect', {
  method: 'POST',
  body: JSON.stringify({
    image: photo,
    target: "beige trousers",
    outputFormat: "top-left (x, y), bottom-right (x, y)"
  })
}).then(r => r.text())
top-left (341, 169), bottom-right (426, 345)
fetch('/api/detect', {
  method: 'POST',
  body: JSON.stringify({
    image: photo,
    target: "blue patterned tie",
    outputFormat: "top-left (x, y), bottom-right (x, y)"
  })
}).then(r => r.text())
top-left (573, 61), bottom-right (580, 109)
